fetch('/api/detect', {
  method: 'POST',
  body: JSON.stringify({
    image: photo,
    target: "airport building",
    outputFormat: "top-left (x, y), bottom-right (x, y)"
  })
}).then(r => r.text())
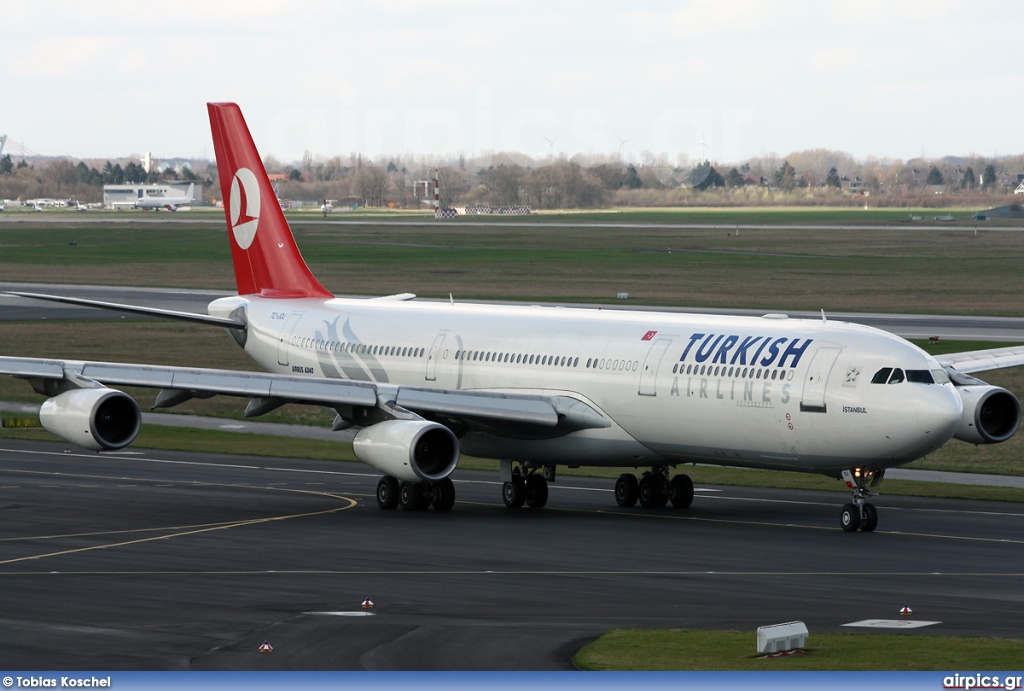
top-left (103, 182), bottom-right (202, 209)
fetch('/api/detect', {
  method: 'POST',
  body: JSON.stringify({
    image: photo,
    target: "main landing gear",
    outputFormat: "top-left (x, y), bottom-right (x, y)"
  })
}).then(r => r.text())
top-left (840, 468), bottom-right (882, 532)
top-left (376, 476), bottom-right (456, 512)
top-left (502, 463), bottom-right (550, 509)
top-left (614, 466), bottom-right (693, 509)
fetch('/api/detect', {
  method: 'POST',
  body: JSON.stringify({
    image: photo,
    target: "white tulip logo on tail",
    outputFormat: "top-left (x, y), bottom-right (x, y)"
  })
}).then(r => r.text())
top-left (230, 167), bottom-right (260, 250)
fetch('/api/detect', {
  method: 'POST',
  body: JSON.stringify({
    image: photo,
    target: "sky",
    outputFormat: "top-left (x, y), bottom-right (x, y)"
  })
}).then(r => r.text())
top-left (2, 1), bottom-right (1022, 166)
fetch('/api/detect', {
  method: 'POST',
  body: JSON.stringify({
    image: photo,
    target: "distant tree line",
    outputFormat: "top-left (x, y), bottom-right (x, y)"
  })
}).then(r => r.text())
top-left (3, 148), bottom-right (1022, 209)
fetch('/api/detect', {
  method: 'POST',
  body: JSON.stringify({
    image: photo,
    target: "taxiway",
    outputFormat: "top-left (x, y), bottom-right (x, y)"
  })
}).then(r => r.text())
top-left (3, 439), bottom-right (1023, 670)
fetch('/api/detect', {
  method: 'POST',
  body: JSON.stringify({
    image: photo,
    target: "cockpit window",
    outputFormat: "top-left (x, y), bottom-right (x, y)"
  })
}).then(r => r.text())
top-left (873, 367), bottom-right (944, 385)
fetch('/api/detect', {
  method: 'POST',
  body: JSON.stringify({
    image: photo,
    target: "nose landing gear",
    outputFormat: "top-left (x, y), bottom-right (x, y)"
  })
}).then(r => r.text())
top-left (840, 468), bottom-right (883, 532)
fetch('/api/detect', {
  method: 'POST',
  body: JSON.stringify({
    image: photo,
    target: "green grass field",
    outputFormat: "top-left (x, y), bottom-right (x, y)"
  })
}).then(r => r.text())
top-left (574, 628), bottom-right (1024, 670)
top-left (2, 208), bottom-right (1024, 313)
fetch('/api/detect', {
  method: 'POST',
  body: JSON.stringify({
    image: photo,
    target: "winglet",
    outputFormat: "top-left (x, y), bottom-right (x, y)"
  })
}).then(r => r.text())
top-left (207, 103), bottom-right (333, 299)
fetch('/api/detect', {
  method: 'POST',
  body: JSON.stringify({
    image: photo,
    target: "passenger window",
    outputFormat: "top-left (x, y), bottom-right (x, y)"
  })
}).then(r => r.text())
top-left (888, 368), bottom-right (905, 384)
top-left (871, 368), bottom-right (892, 384)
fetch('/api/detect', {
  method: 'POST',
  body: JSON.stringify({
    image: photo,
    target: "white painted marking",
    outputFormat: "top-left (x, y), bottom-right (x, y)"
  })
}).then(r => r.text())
top-left (304, 611), bottom-right (375, 617)
top-left (842, 619), bottom-right (941, 629)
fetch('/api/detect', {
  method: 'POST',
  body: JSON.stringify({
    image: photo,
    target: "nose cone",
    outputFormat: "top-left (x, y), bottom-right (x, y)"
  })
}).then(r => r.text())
top-left (917, 385), bottom-right (963, 444)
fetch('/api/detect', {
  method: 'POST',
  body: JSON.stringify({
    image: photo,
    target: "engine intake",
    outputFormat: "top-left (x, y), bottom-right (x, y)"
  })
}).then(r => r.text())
top-left (39, 388), bottom-right (141, 451)
top-left (954, 385), bottom-right (1021, 445)
top-left (352, 419), bottom-right (459, 483)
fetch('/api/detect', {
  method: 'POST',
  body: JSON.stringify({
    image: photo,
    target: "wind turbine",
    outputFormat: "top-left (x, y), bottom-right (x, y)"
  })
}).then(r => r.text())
top-left (694, 133), bottom-right (709, 164)
top-left (614, 133), bottom-right (632, 162)
top-left (543, 135), bottom-right (560, 161)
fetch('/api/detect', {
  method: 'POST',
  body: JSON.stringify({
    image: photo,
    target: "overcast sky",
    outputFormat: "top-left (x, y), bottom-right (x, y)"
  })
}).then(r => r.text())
top-left (3, 1), bottom-right (1022, 166)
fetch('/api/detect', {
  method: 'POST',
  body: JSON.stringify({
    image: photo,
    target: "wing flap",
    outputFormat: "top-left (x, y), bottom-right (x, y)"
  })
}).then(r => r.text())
top-left (0, 358), bottom-right (65, 378)
top-left (397, 388), bottom-right (559, 426)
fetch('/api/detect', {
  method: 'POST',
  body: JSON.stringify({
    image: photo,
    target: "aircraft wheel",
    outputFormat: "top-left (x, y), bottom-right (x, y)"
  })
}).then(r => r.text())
top-left (639, 475), bottom-right (667, 508)
top-left (669, 474), bottom-right (694, 508)
top-left (840, 504), bottom-right (861, 532)
top-left (400, 482), bottom-right (429, 511)
top-left (525, 475), bottom-right (548, 508)
top-left (861, 503), bottom-right (878, 532)
top-left (502, 478), bottom-right (526, 509)
top-left (377, 476), bottom-right (399, 510)
top-left (432, 477), bottom-right (456, 512)
top-left (614, 473), bottom-right (639, 507)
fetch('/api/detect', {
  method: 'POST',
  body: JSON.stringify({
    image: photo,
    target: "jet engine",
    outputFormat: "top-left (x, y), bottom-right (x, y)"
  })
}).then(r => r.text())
top-left (352, 419), bottom-right (459, 483)
top-left (38, 388), bottom-right (141, 451)
top-left (953, 385), bottom-right (1021, 445)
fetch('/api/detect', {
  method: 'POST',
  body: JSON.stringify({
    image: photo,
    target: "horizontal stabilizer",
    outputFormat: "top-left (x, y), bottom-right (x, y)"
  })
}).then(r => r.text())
top-left (4, 291), bottom-right (245, 329)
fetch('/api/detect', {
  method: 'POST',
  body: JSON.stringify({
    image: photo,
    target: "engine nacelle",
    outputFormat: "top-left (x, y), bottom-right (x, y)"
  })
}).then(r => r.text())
top-left (953, 385), bottom-right (1021, 445)
top-left (352, 419), bottom-right (459, 483)
top-left (39, 388), bottom-right (141, 451)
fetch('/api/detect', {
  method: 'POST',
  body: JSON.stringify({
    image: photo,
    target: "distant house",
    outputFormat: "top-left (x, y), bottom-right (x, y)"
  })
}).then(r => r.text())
top-left (924, 184), bottom-right (946, 195)
top-left (1015, 181), bottom-right (1024, 195)
top-left (841, 176), bottom-right (868, 194)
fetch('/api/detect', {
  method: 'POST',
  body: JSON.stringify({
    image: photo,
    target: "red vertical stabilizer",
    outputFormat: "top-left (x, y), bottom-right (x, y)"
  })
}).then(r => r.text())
top-left (207, 103), bottom-right (333, 299)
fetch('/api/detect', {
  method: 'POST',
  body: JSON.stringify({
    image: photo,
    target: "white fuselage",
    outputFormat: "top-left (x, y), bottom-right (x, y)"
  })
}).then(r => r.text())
top-left (135, 197), bottom-right (191, 211)
top-left (209, 295), bottom-right (964, 476)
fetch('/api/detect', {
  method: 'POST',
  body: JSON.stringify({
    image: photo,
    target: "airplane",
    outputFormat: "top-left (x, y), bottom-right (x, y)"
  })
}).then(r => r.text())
top-left (3, 102), bottom-right (1024, 532)
top-left (135, 183), bottom-right (195, 211)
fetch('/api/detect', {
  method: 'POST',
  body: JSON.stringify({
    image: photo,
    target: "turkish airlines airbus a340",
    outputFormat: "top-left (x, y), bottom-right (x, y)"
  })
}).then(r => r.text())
top-left (3, 103), bottom-right (1024, 532)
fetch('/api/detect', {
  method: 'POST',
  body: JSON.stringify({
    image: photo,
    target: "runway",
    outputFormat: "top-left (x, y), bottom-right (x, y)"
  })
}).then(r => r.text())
top-left (3, 439), bottom-right (1024, 670)
top-left (4, 281), bottom-right (1024, 341)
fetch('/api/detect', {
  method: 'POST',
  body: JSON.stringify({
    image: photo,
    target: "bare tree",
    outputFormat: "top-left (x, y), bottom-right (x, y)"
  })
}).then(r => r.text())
top-left (437, 166), bottom-right (468, 208)
top-left (356, 166), bottom-right (389, 207)
top-left (44, 159), bottom-right (76, 192)
top-left (481, 164), bottom-right (526, 206)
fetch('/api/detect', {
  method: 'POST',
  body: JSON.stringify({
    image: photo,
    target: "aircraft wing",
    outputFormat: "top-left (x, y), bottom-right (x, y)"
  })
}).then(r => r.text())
top-left (0, 357), bottom-right (609, 436)
top-left (937, 345), bottom-right (1024, 374)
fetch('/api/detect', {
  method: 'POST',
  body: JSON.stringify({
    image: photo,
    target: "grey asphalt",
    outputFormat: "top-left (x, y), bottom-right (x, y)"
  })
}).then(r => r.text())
top-left (2, 438), bottom-right (1023, 670)
top-left (1, 212), bottom-right (1022, 233)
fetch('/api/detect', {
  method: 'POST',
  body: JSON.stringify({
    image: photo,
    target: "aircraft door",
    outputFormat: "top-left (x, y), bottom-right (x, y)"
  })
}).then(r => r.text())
top-left (277, 313), bottom-right (304, 367)
top-left (639, 338), bottom-right (672, 396)
top-left (425, 332), bottom-right (447, 381)
top-left (800, 346), bottom-right (841, 412)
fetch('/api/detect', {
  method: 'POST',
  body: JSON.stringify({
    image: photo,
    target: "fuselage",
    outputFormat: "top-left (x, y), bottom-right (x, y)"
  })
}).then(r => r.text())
top-left (209, 294), bottom-right (964, 477)
top-left (135, 198), bottom-right (190, 211)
